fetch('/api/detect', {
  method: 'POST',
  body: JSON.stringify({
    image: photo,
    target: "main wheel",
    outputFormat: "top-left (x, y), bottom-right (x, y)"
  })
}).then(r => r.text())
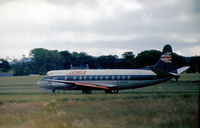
top-left (112, 89), bottom-right (119, 94)
top-left (82, 89), bottom-right (92, 94)
top-left (105, 89), bottom-right (119, 94)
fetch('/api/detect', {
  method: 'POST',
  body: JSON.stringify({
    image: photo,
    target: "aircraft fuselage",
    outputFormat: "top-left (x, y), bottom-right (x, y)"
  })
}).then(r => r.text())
top-left (37, 69), bottom-right (173, 91)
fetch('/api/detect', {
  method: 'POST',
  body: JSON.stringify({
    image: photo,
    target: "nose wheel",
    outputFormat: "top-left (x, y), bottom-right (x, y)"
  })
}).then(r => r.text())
top-left (52, 89), bottom-right (56, 93)
top-left (175, 75), bottom-right (180, 81)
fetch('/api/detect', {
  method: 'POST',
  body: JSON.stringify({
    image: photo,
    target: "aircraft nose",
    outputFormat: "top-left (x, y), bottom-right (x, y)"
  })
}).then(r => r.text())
top-left (37, 80), bottom-right (42, 87)
top-left (37, 80), bottom-right (49, 88)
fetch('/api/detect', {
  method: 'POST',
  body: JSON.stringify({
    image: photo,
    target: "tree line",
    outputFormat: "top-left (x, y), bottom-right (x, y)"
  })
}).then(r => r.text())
top-left (0, 48), bottom-right (200, 76)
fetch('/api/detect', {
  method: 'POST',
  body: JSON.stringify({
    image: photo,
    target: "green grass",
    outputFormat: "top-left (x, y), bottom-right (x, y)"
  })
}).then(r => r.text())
top-left (0, 73), bottom-right (199, 128)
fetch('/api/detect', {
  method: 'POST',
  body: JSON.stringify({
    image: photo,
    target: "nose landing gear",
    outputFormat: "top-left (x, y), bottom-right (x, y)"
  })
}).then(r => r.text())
top-left (52, 89), bottom-right (56, 93)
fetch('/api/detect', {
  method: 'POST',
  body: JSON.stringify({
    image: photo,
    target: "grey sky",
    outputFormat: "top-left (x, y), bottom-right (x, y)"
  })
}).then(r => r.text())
top-left (0, 0), bottom-right (200, 60)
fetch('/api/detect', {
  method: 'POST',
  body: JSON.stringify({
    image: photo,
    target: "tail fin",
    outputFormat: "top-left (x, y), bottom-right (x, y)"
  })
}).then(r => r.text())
top-left (153, 44), bottom-right (177, 73)
top-left (151, 44), bottom-right (190, 76)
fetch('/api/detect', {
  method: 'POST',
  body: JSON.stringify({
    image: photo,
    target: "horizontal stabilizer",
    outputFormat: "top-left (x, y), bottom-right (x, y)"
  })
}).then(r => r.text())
top-left (169, 66), bottom-right (189, 75)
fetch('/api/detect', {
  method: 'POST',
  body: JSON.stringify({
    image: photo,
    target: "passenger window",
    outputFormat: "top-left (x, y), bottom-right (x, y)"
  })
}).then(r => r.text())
top-left (122, 76), bottom-right (125, 80)
top-left (84, 76), bottom-right (87, 80)
top-left (79, 76), bottom-right (82, 80)
top-left (117, 76), bottom-right (120, 80)
top-left (90, 76), bottom-right (92, 80)
top-left (95, 76), bottom-right (98, 80)
top-left (112, 76), bottom-right (115, 80)
top-left (73, 76), bottom-right (76, 80)
top-left (67, 76), bottom-right (72, 80)
top-left (106, 76), bottom-right (109, 80)
top-left (58, 76), bottom-right (64, 80)
top-left (127, 76), bottom-right (130, 80)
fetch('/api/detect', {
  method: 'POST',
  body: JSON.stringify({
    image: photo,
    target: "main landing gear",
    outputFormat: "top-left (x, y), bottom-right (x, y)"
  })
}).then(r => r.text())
top-left (81, 89), bottom-right (119, 94)
top-left (82, 89), bottom-right (92, 94)
top-left (175, 75), bottom-right (180, 81)
top-left (105, 89), bottom-right (119, 94)
top-left (51, 89), bottom-right (119, 94)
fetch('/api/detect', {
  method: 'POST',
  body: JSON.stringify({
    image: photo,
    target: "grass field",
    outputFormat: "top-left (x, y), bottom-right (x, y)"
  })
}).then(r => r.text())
top-left (0, 73), bottom-right (199, 128)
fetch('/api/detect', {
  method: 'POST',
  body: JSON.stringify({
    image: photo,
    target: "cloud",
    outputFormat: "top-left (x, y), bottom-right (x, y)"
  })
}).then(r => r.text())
top-left (0, 0), bottom-right (199, 60)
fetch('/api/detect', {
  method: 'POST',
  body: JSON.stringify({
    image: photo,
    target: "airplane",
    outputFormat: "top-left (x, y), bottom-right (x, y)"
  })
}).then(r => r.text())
top-left (37, 44), bottom-right (189, 94)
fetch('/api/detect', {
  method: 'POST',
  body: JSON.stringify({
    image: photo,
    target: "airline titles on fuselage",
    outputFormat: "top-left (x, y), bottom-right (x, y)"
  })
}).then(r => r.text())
top-left (67, 70), bottom-right (87, 76)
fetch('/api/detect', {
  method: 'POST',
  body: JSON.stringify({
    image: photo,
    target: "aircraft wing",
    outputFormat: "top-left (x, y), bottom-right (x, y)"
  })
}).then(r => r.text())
top-left (47, 79), bottom-right (116, 90)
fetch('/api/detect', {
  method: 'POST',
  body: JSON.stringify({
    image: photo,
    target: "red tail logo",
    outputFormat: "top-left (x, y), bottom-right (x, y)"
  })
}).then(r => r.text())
top-left (161, 52), bottom-right (172, 63)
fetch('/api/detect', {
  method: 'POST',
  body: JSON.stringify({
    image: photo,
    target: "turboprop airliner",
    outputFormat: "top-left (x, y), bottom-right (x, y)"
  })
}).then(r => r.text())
top-left (37, 44), bottom-right (189, 94)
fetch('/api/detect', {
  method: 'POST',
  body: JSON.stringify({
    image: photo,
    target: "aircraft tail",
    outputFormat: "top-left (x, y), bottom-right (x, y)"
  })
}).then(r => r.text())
top-left (150, 44), bottom-right (189, 76)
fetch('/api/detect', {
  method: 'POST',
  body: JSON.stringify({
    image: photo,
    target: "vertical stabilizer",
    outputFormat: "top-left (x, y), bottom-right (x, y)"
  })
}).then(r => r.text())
top-left (153, 44), bottom-right (177, 73)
